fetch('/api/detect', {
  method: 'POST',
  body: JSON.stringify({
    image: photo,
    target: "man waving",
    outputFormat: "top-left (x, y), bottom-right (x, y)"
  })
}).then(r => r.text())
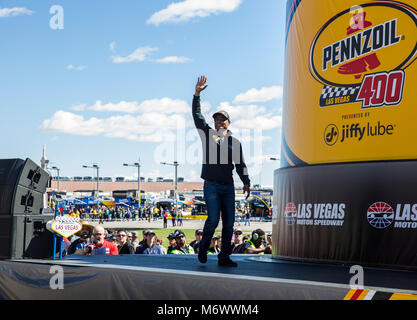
top-left (193, 75), bottom-right (250, 267)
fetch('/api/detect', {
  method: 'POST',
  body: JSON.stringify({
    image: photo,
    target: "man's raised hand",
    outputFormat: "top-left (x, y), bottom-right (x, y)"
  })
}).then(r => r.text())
top-left (195, 76), bottom-right (208, 96)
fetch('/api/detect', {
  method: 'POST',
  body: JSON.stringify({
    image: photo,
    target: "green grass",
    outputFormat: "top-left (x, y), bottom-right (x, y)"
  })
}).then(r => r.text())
top-left (131, 228), bottom-right (252, 244)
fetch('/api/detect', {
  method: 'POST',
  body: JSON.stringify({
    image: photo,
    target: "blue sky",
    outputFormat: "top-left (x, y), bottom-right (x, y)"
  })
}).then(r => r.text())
top-left (0, 0), bottom-right (286, 187)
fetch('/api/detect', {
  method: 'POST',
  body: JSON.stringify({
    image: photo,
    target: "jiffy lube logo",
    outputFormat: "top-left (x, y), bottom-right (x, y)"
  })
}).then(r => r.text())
top-left (310, 2), bottom-right (417, 108)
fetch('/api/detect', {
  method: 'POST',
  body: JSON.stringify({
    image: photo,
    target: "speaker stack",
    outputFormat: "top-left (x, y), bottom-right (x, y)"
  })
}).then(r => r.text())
top-left (0, 158), bottom-right (53, 259)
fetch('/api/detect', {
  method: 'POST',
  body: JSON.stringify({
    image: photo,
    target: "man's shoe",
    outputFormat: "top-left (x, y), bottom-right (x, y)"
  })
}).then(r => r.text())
top-left (198, 251), bottom-right (207, 264)
top-left (218, 258), bottom-right (238, 267)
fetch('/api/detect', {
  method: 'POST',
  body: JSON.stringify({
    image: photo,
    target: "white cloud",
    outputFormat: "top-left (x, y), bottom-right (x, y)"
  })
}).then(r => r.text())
top-left (232, 115), bottom-right (282, 131)
top-left (233, 86), bottom-right (283, 104)
top-left (111, 46), bottom-right (158, 64)
top-left (154, 56), bottom-right (192, 64)
top-left (40, 86), bottom-right (281, 146)
top-left (67, 65), bottom-right (87, 71)
top-left (111, 46), bottom-right (191, 64)
top-left (0, 7), bottom-right (34, 18)
top-left (200, 101), bottom-right (211, 113)
top-left (217, 102), bottom-right (267, 120)
top-left (70, 104), bottom-right (87, 111)
top-left (40, 110), bottom-right (187, 142)
top-left (147, 0), bottom-right (242, 26)
top-left (85, 98), bottom-right (191, 114)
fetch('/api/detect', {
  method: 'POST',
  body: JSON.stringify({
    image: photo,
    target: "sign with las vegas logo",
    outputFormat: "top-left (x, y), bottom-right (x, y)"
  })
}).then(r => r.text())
top-left (50, 215), bottom-right (82, 238)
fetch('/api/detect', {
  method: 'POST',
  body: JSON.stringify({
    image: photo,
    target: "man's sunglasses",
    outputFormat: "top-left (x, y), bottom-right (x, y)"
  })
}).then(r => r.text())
top-left (214, 117), bottom-right (227, 122)
top-left (92, 233), bottom-right (102, 237)
top-left (117, 234), bottom-right (126, 237)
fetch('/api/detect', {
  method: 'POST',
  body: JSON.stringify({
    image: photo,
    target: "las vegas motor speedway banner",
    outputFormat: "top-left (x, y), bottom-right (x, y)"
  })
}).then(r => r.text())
top-left (273, 0), bottom-right (417, 269)
top-left (272, 161), bottom-right (417, 270)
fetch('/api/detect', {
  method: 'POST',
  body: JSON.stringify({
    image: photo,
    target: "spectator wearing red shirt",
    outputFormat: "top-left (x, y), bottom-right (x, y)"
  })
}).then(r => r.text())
top-left (86, 226), bottom-right (118, 255)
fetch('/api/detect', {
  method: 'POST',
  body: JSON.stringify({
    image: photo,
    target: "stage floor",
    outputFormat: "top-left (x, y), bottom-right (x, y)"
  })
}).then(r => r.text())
top-left (1, 254), bottom-right (416, 300)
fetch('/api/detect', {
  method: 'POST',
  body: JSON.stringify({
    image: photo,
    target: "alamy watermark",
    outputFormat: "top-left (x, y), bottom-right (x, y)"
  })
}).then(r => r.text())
top-left (50, 5), bottom-right (64, 30)
top-left (349, 265), bottom-right (364, 289)
top-left (49, 265), bottom-right (64, 290)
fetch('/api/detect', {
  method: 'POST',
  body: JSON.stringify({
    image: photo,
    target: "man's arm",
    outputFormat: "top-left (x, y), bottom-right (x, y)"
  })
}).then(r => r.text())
top-left (192, 76), bottom-right (209, 130)
top-left (245, 245), bottom-right (271, 254)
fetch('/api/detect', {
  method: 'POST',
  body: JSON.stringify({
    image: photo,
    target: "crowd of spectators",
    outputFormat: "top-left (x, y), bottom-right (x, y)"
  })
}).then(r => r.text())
top-left (65, 224), bottom-right (272, 256)
top-left (55, 204), bottom-right (177, 223)
top-left (52, 203), bottom-right (270, 226)
top-left (55, 204), bottom-right (199, 226)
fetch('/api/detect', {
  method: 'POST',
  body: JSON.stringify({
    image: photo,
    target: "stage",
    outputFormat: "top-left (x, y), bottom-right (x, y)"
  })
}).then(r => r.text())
top-left (1, 254), bottom-right (417, 300)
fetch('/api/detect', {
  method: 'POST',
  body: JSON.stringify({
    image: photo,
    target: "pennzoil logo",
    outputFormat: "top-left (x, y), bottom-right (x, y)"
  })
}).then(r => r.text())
top-left (309, 1), bottom-right (417, 109)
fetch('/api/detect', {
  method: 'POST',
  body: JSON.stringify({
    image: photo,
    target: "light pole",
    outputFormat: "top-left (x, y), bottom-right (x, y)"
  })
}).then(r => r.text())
top-left (161, 161), bottom-right (179, 212)
top-left (123, 160), bottom-right (141, 209)
top-left (51, 166), bottom-right (60, 192)
top-left (82, 163), bottom-right (100, 201)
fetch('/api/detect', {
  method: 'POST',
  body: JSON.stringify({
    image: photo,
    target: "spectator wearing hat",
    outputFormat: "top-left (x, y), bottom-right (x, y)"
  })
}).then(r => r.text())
top-left (85, 225), bottom-right (118, 255)
top-left (207, 236), bottom-right (220, 254)
top-left (138, 228), bottom-right (150, 247)
top-left (190, 229), bottom-right (203, 254)
top-left (167, 233), bottom-right (177, 254)
top-left (232, 228), bottom-right (244, 254)
top-left (169, 230), bottom-right (195, 254)
top-left (108, 234), bottom-right (118, 246)
top-left (131, 231), bottom-right (139, 250)
top-left (193, 76), bottom-right (250, 267)
top-left (135, 230), bottom-right (165, 254)
top-left (117, 230), bottom-right (135, 254)
top-left (67, 221), bottom-right (93, 255)
top-left (239, 229), bottom-right (271, 254)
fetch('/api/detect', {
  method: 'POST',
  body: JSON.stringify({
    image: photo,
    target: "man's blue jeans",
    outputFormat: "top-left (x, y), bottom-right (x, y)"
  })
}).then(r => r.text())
top-left (200, 180), bottom-right (235, 261)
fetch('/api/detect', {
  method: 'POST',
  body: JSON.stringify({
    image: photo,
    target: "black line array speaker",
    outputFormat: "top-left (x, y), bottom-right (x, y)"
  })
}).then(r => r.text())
top-left (0, 158), bottom-right (54, 259)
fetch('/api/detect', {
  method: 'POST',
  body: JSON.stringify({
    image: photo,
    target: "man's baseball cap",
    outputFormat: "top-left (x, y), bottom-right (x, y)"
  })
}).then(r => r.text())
top-left (174, 230), bottom-right (185, 238)
top-left (167, 233), bottom-right (175, 239)
top-left (195, 229), bottom-right (203, 234)
top-left (145, 230), bottom-right (156, 236)
top-left (233, 228), bottom-right (242, 234)
top-left (212, 110), bottom-right (230, 122)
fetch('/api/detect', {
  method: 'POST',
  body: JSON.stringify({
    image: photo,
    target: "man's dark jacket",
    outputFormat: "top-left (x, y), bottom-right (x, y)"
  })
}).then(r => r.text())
top-left (118, 241), bottom-right (135, 254)
top-left (192, 95), bottom-right (250, 186)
